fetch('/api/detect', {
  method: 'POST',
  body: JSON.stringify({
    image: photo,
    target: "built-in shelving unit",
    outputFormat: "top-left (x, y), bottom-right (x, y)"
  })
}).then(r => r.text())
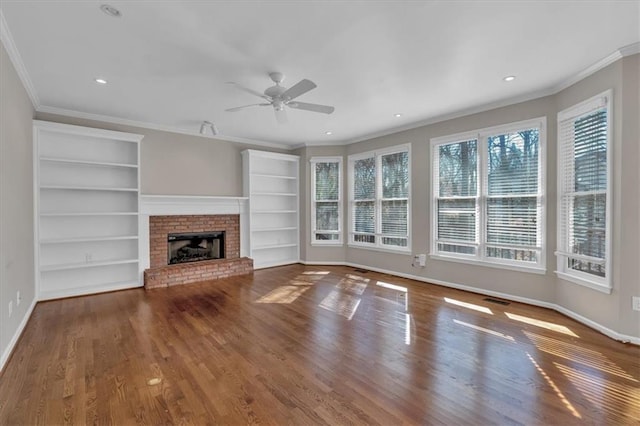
top-left (33, 120), bottom-right (143, 300)
top-left (242, 149), bottom-right (300, 269)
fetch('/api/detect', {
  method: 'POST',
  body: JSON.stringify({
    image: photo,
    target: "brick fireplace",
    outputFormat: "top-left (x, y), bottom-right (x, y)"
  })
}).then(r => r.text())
top-left (144, 214), bottom-right (253, 289)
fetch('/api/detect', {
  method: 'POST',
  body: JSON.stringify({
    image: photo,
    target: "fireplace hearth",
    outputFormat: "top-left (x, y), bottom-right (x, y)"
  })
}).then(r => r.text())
top-left (168, 231), bottom-right (225, 265)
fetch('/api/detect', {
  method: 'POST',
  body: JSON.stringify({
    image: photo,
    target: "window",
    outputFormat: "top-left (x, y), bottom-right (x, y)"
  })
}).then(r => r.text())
top-left (556, 91), bottom-right (611, 293)
top-left (311, 157), bottom-right (342, 244)
top-left (348, 145), bottom-right (410, 251)
top-left (431, 118), bottom-right (545, 272)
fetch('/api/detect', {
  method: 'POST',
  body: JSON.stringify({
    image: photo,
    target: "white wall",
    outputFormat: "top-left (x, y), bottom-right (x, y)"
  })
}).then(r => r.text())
top-left (0, 42), bottom-right (36, 370)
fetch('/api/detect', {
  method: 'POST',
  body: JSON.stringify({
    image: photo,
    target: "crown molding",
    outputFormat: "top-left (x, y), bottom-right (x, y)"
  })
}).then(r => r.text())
top-left (0, 9), bottom-right (40, 108)
top-left (36, 105), bottom-right (293, 151)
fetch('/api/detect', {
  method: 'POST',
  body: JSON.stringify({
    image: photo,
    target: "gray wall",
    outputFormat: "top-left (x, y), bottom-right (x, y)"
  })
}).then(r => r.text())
top-left (0, 42), bottom-right (36, 369)
top-left (298, 56), bottom-right (639, 339)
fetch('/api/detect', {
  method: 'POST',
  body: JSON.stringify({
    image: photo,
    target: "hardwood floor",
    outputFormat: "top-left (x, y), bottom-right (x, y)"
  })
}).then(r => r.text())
top-left (1, 264), bottom-right (639, 425)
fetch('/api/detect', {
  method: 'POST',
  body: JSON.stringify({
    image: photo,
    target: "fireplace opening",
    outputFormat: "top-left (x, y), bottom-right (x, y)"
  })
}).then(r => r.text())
top-left (168, 231), bottom-right (225, 265)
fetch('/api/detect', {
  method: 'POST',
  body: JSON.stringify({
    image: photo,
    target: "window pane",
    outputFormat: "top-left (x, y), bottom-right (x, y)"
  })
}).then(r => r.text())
top-left (315, 233), bottom-right (339, 241)
top-left (382, 151), bottom-right (409, 198)
top-left (487, 247), bottom-right (538, 263)
top-left (487, 129), bottom-right (539, 195)
top-left (438, 243), bottom-right (476, 255)
top-left (575, 110), bottom-right (607, 192)
top-left (438, 140), bottom-right (477, 197)
top-left (382, 199), bottom-right (407, 236)
top-left (354, 201), bottom-right (375, 234)
top-left (315, 162), bottom-right (339, 201)
top-left (354, 157), bottom-right (375, 200)
top-left (437, 198), bottom-right (476, 242)
top-left (571, 193), bottom-right (606, 258)
top-left (486, 196), bottom-right (538, 247)
top-left (315, 201), bottom-right (339, 231)
top-left (383, 237), bottom-right (408, 247)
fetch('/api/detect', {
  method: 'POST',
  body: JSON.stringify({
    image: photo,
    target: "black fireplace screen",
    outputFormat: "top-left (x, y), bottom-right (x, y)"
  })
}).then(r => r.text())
top-left (167, 231), bottom-right (225, 265)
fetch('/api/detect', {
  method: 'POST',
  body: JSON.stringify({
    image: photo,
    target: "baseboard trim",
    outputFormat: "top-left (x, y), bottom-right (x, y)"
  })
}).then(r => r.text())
top-left (300, 260), bottom-right (640, 345)
top-left (0, 297), bottom-right (37, 373)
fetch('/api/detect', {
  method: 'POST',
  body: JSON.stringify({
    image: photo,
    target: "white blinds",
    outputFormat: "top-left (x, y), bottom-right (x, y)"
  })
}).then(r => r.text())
top-left (349, 146), bottom-right (410, 249)
top-left (381, 151), bottom-right (409, 246)
top-left (485, 129), bottom-right (541, 263)
top-left (312, 159), bottom-right (341, 242)
top-left (557, 94), bottom-right (609, 280)
top-left (433, 139), bottom-right (478, 255)
top-left (353, 157), bottom-right (376, 243)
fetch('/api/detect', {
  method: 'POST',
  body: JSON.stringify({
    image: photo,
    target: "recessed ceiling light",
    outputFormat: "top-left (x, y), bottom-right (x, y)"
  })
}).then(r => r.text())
top-left (503, 75), bottom-right (516, 82)
top-left (394, 113), bottom-right (403, 118)
top-left (94, 78), bottom-right (107, 85)
top-left (325, 131), bottom-right (333, 135)
top-left (100, 4), bottom-right (122, 17)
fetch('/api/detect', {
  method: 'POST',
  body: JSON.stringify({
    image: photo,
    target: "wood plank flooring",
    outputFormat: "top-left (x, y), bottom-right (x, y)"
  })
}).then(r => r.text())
top-left (1, 264), bottom-right (639, 425)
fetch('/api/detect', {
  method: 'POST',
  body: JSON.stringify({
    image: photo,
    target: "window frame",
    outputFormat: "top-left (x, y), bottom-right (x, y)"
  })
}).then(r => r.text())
top-left (310, 156), bottom-right (343, 246)
top-left (555, 90), bottom-right (612, 294)
top-left (430, 118), bottom-right (546, 274)
top-left (348, 144), bottom-right (411, 253)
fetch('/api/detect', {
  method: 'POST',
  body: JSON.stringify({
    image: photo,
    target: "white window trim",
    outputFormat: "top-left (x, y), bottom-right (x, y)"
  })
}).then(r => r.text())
top-left (348, 144), bottom-right (411, 253)
top-left (310, 156), bottom-right (343, 246)
top-left (430, 117), bottom-right (546, 273)
top-left (555, 90), bottom-right (612, 293)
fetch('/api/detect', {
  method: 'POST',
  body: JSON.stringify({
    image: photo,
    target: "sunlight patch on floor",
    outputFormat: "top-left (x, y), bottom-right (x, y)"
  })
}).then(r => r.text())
top-left (453, 319), bottom-right (515, 341)
top-left (255, 285), bottom-right (312, 304)
top-left (527, 353), bottom-right (582, 419)
top-left (376, 281), bottom-right (407, 293)
top-left (505, 312), bottom-right (578, 337)
top-left (556, 363), bottom-right (640, 420)
top-left (523, 331), bottom-right (637, 382)
top-left (444, 297), bottom-right (493, 315)
top-left (255, 272), bottom-right (323, 304)
top-left (319, 290), bottom-right (361, 320)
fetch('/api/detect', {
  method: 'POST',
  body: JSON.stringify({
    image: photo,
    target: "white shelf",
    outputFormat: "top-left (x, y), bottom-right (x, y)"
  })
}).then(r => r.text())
top-left (34, 120), bottom-right (142, 299)
top-left (251, 173), bottom-right (297, 180)
top-left (251, 192), bottom-right (297, 196)
top-left (41, 212), bottom-right (138, 217)
top-left (40, 258), bottom-right (138, 272)
top-left (252, 243), bottom-right (298, 250)
top-left (40, 235), bottom-right (138, 244)
top-left (242, 149), bottom-right (300, 269)
top-left (40, 157), bottom-right (137, 168)
top-left (41, 185), bottom-right (138, 192)
top-left (252, 227), bottom-right (298, 232)
top-left (252, 210), bottom-right (297, 214)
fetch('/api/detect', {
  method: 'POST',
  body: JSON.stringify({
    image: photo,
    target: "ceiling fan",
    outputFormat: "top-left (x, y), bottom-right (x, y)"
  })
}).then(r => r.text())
top-left (225, 72), bottom-right (334, 124)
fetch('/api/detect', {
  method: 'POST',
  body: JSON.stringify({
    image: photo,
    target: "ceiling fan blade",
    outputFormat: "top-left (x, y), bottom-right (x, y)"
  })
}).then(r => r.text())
top-left (287, 101), bottom-right (335, 114)
top-left (281, 79), bottom-right (316, 101)
top-left (226, 82), bottom-right (271, 100)
top-left (275, 108), bottom-right (288, 124)
top-left (225, 103), bottom-right (270, 112)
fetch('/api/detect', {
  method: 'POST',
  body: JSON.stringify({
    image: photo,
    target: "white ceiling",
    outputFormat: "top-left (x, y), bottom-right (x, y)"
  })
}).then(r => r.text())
top-left (1, 1), bottom-right (639, 149)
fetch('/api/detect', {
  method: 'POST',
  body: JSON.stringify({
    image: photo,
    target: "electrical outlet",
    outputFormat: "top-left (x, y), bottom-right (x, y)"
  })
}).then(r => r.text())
top-left (632, 296), bottom-right (640, 311)
top-left (16, 290), bottom-right (21, 306)
top-left (418, 254), bottom-right (427, 267)
top-left (8, 300), bottom-right (13, 318)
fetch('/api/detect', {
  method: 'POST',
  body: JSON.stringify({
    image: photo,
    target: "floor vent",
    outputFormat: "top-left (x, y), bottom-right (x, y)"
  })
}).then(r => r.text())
top-left (483, 297), bottom-right (511, 306)
top-left (353, 268), bottom-right (369, 273)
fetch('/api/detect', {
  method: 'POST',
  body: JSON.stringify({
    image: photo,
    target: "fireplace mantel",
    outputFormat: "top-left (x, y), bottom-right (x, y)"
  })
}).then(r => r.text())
top-left (138, 195), bottom-right (250, 284)
top-left (140, 194), bottom-right (249, 215)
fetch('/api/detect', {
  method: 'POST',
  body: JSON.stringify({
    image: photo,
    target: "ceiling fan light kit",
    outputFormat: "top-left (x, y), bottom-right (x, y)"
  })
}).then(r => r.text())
top-left (226, 72), bottom-right (335, 123)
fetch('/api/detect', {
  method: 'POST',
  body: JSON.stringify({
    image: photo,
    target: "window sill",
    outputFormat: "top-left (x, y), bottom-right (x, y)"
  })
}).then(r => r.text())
top-left (555, 271), bottom-right (612, 294)
top-left (310, 241), bottom-right (343, 247)
top-left (429, 253), bottom-right (546, 275)
top-left (348, 243), bottom-right (411, 255)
